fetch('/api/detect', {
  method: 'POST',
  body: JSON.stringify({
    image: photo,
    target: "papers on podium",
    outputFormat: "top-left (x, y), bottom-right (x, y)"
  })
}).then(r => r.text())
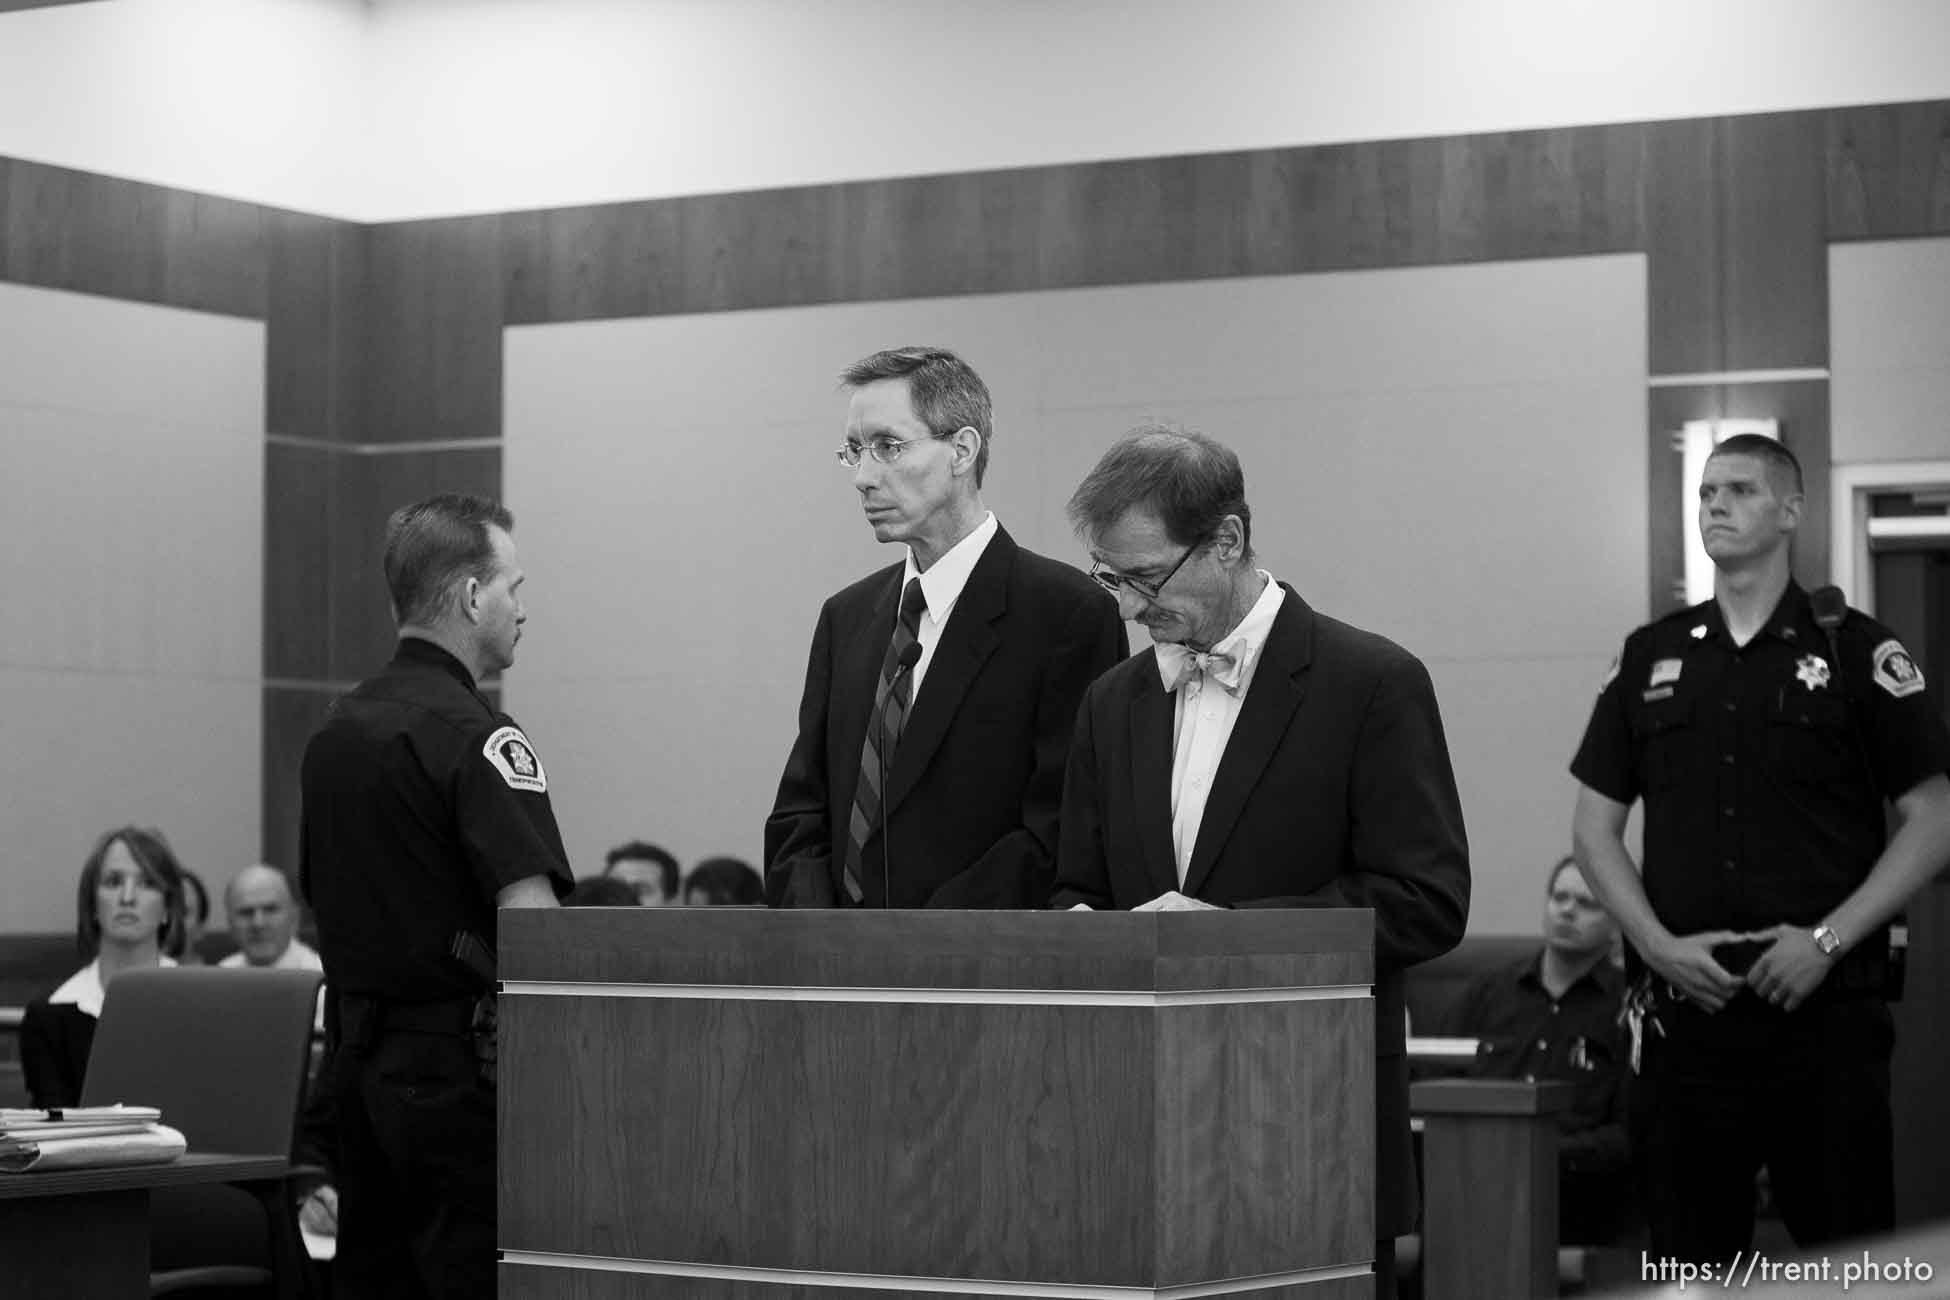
top-left (0, 1104), bottom-right (187, 1173)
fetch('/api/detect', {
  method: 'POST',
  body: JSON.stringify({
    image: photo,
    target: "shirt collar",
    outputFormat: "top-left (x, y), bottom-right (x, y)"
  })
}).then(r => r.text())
top-left (394, 636), bottom-right (482, 692)
top-left (903, 512), bottom-right (999, 626)
top-left (1519, 950), bottom-right (1620, 999)
top-left (1202, 571), bottom-right (1284, 670)
top-left (1764, 580), bottom-right (1813, 647)
top-left (1154, 573), bottom-right (1284, 694)
top-left (49, 955), bottom-right (178, 1018)
top-left (1692, 581), bottom-right (1812, 649)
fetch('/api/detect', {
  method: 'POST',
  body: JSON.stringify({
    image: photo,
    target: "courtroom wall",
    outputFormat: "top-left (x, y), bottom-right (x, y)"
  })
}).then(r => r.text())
top-left (0, 282), bottom-right (264, 932)
top-left (505, 256), bottom-right (1647, 934)
top-left (1831, 238), bottom-right (1950, 466)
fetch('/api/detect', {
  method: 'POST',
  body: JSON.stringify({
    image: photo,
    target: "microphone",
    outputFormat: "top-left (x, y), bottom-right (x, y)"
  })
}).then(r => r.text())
top-left (1810, 584), bottom-right (1846, 632)
top-left (1811, 584), bottom-right (1848, 685)
top-left (881, 641), bottom-right (923, 908)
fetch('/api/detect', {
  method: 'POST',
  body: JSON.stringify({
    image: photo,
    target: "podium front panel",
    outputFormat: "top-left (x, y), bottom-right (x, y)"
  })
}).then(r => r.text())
top-left (501, 910), bottom-right (1375, 1298)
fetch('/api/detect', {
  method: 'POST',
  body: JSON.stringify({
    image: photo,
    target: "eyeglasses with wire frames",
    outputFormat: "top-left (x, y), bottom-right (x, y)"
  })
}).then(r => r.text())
top-left (1087, 537), bottom-right (1207, 602)
top-left (833, 428), bottom-right (966, 468)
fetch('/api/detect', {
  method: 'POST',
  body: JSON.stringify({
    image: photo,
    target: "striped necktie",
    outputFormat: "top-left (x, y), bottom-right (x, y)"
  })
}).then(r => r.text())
top-left (842, 578), bottom-right (928, 904)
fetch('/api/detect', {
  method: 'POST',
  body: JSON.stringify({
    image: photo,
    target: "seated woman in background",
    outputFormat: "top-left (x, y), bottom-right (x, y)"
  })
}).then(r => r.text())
top-left (20, 827), bottom-right (187, 1107)
top-left (171, 867), bottom-right (212, 964)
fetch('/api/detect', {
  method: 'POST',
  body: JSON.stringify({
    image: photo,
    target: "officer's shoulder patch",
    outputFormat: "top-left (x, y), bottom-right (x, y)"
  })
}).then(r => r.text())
top-left (1871, 639), bottom-right (1926, 699)
top-left (482, 725), bottom-right (547, 792)
top-left (1598, 655), bottom-right (1620, 695)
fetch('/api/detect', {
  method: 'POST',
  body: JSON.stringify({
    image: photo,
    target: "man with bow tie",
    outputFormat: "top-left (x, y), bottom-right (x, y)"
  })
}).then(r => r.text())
top-left (1052, 427), bottom-right (1470, 1296)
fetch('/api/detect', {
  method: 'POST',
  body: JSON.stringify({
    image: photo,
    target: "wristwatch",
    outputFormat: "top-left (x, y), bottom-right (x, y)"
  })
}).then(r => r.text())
top-left (1812, 924), bottom-right (1842, 957)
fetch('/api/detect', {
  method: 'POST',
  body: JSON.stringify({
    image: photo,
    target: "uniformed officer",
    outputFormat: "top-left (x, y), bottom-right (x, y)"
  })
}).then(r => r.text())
top-left (300, 493), bottom-right (573, 1299)
top-left (1570, 434), bottom-right (1950, 1263)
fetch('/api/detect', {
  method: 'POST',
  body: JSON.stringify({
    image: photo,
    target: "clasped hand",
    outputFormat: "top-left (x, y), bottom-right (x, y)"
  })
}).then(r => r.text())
top-left (1651, 924), bottom-right (1832, 1013)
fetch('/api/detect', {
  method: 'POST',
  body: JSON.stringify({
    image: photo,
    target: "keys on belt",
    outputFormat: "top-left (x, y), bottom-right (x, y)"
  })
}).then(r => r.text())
top-left (1620, 976), bottom-right (1667, 1075)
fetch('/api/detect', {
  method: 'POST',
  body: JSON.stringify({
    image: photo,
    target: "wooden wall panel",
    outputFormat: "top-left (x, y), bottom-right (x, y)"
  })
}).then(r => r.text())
top-left (0, 157), bottom-right (265, 318)
top-left (1644, 119), bottom-right (1720, 376)
top-left (1720, 113), bottom-right (1828, 372)
top-left (265, 440), bottom-right (335, 682)
top-left (364, 218), bottom-right (505, 443)
top-left (499, 124), bottom-right (1644, 327)
top-left (1828, 100), bottom-right (1950, 240)
top-left (267, 214), bottom-right (365, 443)
top-left (261, 684), bottom-right (338, 872)
top-left (328, 447), bottom-right (502, 677)
top-left (1647, 112), bottom-right (1827, 376)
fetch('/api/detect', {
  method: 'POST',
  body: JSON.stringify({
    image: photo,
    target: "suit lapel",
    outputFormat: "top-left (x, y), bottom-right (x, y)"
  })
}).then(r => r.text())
top-left (883, 528), bottom-right (1012, 815)
top-left (1127, 657), bottom-right (1180, 900)
top-left (1182, 587), bottom-right (1314, 899)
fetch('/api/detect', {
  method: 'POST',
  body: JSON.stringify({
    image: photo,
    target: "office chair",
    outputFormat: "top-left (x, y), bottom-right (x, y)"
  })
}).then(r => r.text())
top-left (81, 966), bottom-right (325, 1300)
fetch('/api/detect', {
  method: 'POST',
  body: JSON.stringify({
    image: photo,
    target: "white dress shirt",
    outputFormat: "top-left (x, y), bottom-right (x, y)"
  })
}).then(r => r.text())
top-left (48, 954), bottom-right (179, 1019)
top-left (900, 511), bottom-right (1000, 700)
top-left (218, 937), bottom-right (323, 972)
top-left (1167, 573), bottom-right (1285, 886)
top-left (220, 938), bottom-right (326, 1030)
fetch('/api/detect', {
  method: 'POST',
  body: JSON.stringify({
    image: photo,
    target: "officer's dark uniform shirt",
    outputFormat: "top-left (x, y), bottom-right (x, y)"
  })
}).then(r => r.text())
top-left (1571, 582), bottom-right (1950, 959)
top-left (300, 636), bottom-right (573, 1002)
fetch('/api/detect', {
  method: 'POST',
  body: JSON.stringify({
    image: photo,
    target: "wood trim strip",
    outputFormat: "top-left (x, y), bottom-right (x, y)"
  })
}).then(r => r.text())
top-left (499, 980), bottom-right (1371, 1008)
top-left (498, 1251), bottom-right (1370, 1298)
top-left (1648, 368), bottom-right (1829, 387)
top-left (265, 433), bottom-right (505, 455)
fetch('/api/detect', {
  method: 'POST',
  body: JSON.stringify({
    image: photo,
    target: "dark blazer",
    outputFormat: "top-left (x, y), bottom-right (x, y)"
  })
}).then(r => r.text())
top-left (766, 525), bottom-right (1125, 909)
top-left (1053, 584), bottom-right (1470, 1237)
top-left (19, 997), bottom-right (97, 1109)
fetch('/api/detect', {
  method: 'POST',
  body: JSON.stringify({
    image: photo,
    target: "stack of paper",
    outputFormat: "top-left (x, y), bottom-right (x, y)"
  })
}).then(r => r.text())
top-left (0, 1105), bottom-right (187, 1173)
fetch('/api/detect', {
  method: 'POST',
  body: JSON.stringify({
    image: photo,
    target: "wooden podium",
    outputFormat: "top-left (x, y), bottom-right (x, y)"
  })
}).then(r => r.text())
top-left (499, 908), bottom-right (1376, 1299)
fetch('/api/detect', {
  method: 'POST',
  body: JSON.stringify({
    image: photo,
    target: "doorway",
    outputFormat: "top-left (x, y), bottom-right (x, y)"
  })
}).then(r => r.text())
top-left (1855, 481), bottom-right (1950, 1228)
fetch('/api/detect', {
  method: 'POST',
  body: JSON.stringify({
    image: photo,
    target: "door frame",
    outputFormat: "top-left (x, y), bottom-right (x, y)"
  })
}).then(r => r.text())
top-left (1830, 459), bottom-right (1950, 614)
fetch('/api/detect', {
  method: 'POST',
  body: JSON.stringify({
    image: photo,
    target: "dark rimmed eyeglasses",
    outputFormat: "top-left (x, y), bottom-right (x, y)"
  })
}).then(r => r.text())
top-left (834, 429), bottom-right (961, 467)
top-left (1087, 539), bottom-right (1204, 602)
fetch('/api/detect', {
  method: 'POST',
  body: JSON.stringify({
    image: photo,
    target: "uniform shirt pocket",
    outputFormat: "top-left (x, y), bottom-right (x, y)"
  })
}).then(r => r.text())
top-left (1630, 699), bottom-right (1696, 792)
top-left (1766, 692), bottom-right (1855, 787)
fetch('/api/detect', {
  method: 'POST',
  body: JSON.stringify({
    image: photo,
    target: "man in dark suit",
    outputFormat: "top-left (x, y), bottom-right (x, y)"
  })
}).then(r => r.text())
top-left (766, 346), bottom-right (1125, 909)
top-left (1052, 427), bottom-right (1470, 1295)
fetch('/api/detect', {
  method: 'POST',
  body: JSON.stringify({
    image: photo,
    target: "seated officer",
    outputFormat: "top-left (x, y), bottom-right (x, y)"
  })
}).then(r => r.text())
top-left (1446, 856), bottom-right (1633, 1245)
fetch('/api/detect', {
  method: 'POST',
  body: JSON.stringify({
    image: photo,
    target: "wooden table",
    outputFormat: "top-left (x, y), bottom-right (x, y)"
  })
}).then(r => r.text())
top-left (0, 1152), bottom-right (288, 1298)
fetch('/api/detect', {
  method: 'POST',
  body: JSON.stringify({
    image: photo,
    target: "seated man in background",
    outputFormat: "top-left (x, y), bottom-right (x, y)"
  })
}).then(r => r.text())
top-left (564, 876), bottom-right (638, 907)
top-left (1445, 855), bottom-right (1633, 1246)
top-left (219, 863), bottom-right (337, 1241)
top-left (603, 840), bottom-right (680, 906)
top-left (220, 864), bottom-right (323, 973)
top-left (684, 857), bottom-right (764, 906)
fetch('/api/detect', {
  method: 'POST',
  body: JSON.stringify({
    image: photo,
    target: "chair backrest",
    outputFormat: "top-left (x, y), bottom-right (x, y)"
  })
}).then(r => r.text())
top-left (81, 967), bottom-right (324, 1157)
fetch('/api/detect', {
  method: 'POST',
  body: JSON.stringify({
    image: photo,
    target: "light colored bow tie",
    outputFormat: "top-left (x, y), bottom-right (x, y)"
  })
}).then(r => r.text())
top-left (1156, 643), bottom-right (1246, 695)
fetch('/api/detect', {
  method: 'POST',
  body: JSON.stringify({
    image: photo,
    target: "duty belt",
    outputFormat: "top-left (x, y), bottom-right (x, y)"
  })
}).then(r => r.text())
top-left (338, 993), bottom-right (476, 1052)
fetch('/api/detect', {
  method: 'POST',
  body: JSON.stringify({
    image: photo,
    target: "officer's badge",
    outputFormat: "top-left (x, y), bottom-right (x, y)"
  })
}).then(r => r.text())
top-left (483, 725), bottom-right (548, 792)
top-left (1649, 658), bottom-right (1683, 688)
top-left (1794, 655), bottom-right (1831, 691)
top-left (1873, 639), bottom-right (1926, 699)
top-left (1690, 625), bottom-right (1708, 640)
